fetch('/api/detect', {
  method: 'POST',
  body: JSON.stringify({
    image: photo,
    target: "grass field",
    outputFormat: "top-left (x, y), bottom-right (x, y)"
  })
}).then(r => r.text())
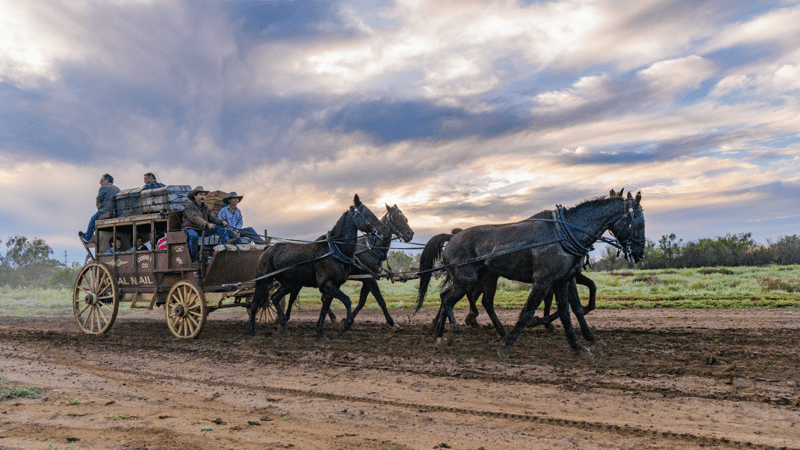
top-left (1, 265), bottom-right (798, 318)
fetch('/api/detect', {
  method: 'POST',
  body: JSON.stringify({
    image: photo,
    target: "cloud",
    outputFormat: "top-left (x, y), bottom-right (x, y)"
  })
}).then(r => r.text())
top-left (1, 0), bottom-right (799, 264)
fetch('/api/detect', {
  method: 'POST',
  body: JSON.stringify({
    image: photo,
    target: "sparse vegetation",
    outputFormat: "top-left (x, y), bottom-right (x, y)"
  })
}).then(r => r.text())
top-left (106, 413), bottom-right (137, 420)
top-left (0, 377), bottom-right (41, 400)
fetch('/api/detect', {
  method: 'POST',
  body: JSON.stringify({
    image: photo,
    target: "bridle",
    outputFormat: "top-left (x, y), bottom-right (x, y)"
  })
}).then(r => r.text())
top-left (607, 198), bottom-right (645, 262)
top-left (383, 208), bottom-right (412, 243)
top-left (349, 204), bottom-right (385, 240)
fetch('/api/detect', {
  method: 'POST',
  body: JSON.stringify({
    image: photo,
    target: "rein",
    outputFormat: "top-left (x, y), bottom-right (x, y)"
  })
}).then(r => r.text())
top-left (412, 202), bottom-right (638, 278)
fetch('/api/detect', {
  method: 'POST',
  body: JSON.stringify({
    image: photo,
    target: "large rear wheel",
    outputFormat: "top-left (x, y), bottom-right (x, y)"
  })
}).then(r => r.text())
top-left (165, 280), bottom-right (207, 338)
top-left (73, 262), bottom-right (119, 334)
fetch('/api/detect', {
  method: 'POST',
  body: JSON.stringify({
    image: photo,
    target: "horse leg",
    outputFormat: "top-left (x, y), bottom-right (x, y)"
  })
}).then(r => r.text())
top-left (283, 286), bottom-right (300, 322)
top-left (429, 286), bottom-right (460, 334)
top-left (464, 282), bottom-right (482, 328)
top-left (435, 286), bottom-right (467, 347)
top-left (566, 278), bottom-right (601, 345)
top-left (576, 272), bottom-right (597, 314)
top-left (321, 283), bottom-right (354, 331)
top-left (249, 279), bottom-right (270, 336)
top-left (359, 278), bottom-right (401, 331)
top-left (553, 281), bottom-right (591, 357)
top-left (498, 283), bottom-right (549, 360)
top-left (478, 275), bottom-right (506, 337)
top-left (271, 284), bottom-right (296, 330)
top-left (538, 290), bottom-right (557, 332)
top-left (316, 294), bottom-right (334, 340)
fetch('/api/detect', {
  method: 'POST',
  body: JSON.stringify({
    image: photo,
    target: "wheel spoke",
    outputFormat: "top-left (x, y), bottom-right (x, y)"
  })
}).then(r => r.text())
top-left (73, 263), bottom-right (118, 335)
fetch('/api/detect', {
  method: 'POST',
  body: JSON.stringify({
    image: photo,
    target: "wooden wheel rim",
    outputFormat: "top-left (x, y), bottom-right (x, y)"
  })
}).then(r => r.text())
top-left (73, 262), bottom-right (119, 334)
top-left (165, 281), bottom-right (207, 339)
top-left (256, 301), bottom-right (279, 324)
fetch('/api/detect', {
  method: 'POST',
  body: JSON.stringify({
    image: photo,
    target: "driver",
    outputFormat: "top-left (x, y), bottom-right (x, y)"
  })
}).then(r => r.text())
top-left (182, 186), bottom-right (230, 263)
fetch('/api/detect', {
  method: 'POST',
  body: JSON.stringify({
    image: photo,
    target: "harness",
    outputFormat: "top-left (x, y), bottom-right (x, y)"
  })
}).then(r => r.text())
top-left (415, 199), bottom-right (644, 276)
top-left (250, 204), bottom-right (381, 282)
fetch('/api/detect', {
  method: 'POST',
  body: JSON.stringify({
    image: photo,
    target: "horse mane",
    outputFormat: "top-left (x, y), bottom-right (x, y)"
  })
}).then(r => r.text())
top-left (573, 195), bottom-right (621, 210)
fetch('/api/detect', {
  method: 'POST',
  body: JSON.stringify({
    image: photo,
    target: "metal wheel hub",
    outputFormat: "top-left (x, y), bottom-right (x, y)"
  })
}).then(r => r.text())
top-left (84, 292), bottom-right (97, 306)
top-left (172, 304), bottom-right (186, 318)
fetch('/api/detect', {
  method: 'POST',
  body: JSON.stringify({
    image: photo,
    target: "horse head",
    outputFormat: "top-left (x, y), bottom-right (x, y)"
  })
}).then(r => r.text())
top-left (385, 204), bottom-right (414, 243)
top-left (608, 191), bottom-right (645, 262)
top-left (350, 194), bottom-right (389, 240)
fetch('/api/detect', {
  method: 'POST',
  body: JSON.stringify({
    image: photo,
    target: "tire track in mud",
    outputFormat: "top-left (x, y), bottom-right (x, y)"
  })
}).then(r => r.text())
top-left (3, 329), bottom-right (797, 450)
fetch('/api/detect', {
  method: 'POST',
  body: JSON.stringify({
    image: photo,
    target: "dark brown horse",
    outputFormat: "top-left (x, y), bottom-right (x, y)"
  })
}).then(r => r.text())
top-left (248, 194), bottom-right (388, 339)
top-left (282, 204), bottom-right (415, 331)
top-left (417, 190), bottom-right (644, 358)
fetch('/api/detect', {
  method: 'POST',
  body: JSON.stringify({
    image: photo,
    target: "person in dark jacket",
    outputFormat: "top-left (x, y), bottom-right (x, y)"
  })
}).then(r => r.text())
top-left (182, 186), bottom-right (230, 262)
top-left (79, 173), bottom-right (120, 243)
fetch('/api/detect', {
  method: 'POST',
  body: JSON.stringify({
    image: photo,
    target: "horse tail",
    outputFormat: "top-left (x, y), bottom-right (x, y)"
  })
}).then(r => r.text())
top-left (416, 233), bottom-right (454, 312)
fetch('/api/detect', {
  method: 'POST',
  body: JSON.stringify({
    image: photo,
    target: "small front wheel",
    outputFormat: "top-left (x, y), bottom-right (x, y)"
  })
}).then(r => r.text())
top-left (165, 281), bottom-right (207, 338)
top-left (256, 297), bottom-right (284, 324)
top-left (73, 262), bottom-right (119, 334)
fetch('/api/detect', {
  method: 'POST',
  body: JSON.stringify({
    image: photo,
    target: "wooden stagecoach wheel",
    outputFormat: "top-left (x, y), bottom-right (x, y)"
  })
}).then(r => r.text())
top-left (256, 298), bottom-right (284, 325)
top-left (73, 262), bottom-right (119, 334)
top-left (164, 280), bottom-right (207, 339)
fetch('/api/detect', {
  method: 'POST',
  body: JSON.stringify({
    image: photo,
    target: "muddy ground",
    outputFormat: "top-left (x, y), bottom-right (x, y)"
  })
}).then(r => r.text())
top-left (1, 306), bottom-right (799, 450)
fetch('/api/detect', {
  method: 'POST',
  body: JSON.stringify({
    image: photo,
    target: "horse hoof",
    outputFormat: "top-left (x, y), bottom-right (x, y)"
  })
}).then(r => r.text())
top-left (390, 324), bottom-right (403, 332)
top-left (590, 338), bottom-right (606, 349)
top-left (339, 320), bottom-right (353, 332)
top-left (465, 318), bottom-right (479, 328)
top-left (545, 324), bottom-right (556, 333)
top-left (435, 337), bottom-right (447, 349)
top-left (573, 346), bottom-right (593, 359)
top-left (497, 345), bottom-right (510, 361)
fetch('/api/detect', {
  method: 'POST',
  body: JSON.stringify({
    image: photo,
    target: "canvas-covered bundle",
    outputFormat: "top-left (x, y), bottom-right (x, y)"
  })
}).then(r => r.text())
top-left (114, 187), bottom-right (143, 217)
top-left (140, 185), bottom-right (191, 214)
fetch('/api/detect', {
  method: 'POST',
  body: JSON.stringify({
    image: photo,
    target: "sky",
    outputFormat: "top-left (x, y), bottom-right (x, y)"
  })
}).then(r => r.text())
top-left (1, 0), bottom-right (799, 266)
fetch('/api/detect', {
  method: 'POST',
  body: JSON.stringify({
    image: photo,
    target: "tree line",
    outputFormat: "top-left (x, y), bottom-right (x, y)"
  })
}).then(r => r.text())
top-left (0, 236), bottom-right (81, 288)
top-left (593, 233), bottom-right (800, 271)
top-left (2, 232), bottom-right (798, 289)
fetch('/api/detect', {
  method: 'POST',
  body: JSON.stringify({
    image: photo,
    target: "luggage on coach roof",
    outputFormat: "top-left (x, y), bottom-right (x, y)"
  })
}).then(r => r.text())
top-left (206, 190), bottom-right (229, 213)
top-left (114, 187), bottom-right (143, 218)
top-left (140, 185), bottom-right (191, 214)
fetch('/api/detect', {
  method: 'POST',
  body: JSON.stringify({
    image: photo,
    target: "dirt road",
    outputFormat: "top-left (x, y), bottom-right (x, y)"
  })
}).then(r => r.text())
top-left (1, 307), bottom-right (799, 449)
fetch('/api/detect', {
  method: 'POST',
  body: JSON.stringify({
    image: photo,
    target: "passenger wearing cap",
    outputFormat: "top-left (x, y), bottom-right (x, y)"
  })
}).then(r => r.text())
top-left (218, 191), bottom-right (265, 245)
top-left (182, 186), bottom-right (230, 262)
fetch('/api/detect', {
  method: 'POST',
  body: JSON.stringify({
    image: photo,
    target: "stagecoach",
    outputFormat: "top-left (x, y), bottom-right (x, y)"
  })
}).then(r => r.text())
top-left (73, 187), bottom-right (277, 338)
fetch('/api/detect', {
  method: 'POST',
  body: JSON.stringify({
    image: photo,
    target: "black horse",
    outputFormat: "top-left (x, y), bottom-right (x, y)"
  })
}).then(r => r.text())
top-left (248, 194), bottom-right (388, 339)
top-left (419, 227), bottom-right (596, 335)
top-left (427, 268), bottom-right (596, 334)
top-left (282, 204), bottom-right (415, 331)
top-left (417, 189), bottom-right (644, 358)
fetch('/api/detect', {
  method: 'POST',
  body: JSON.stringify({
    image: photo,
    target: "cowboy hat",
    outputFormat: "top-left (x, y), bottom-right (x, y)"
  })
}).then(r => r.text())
top-left (223, 191), bottom-right (244, 205)
top-left (188, 186), bottom-right (209, 201)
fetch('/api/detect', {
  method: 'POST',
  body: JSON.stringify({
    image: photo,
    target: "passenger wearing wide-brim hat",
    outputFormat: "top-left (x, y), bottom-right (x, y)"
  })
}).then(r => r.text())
top-left (219, 192), bottom-right (244, 242)
top-left (218, 191), bottom-right (265, 245)
top-left (223, 192), bottom-right (243, 205)
top-left (182, 186), bottom-right (229, 262)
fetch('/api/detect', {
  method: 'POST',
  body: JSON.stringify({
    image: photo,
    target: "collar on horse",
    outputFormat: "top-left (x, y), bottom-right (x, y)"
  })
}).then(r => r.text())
top-left (327, 233), bottom-right (356, 265)
top-left (552, 198), bottom-right (643, 260)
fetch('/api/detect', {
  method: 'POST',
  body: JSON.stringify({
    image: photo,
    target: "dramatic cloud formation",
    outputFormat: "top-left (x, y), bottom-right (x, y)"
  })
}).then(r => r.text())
top-left (1, 0), bottom-right (798, 263)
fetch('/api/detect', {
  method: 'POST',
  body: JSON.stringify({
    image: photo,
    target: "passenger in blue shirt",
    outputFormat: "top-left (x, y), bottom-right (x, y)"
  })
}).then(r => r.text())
top-left (142, 172), bottom-right (165, 190)
top-left (106, 237), bottom-right (124, 253)
top-left (218, 192), bottom-right (265, 244)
